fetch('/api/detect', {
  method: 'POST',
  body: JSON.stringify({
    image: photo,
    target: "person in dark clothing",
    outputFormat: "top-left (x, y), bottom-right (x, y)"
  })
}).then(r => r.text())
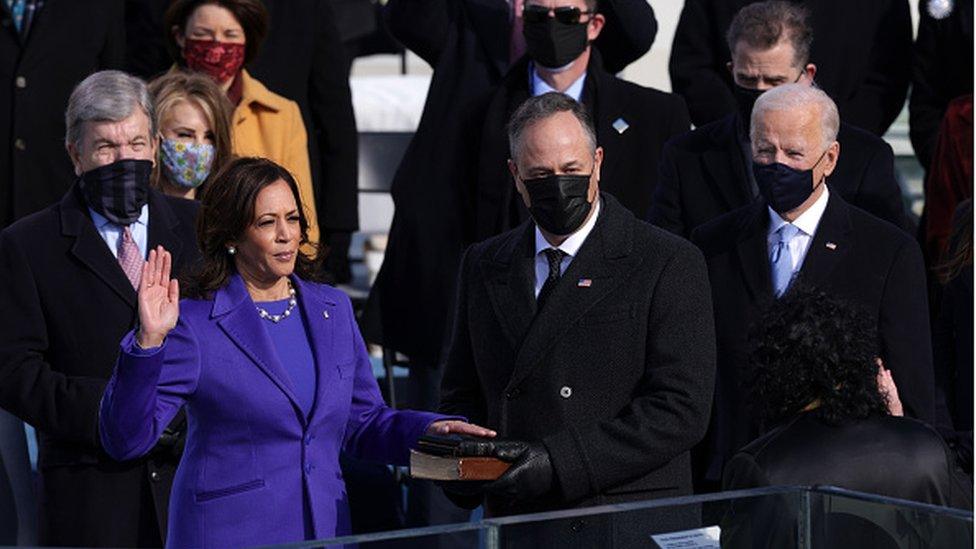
top-left (125, 0), bottom-right (360, 282)
top-left (724, 286), bottom-right (971, 510)
top-left (933, 199), bottom-right (974, 475)
top-left (693, 84), bottom-right (934, 492)
top-left (474, 3), bottom-right (689, 240)
top-left (2, 0), bottom-right (125, 228)
top-left (440, 94), bottom-right (715, 528)
top-left (909, 0), bottom-right (974, 172)
top-left (0, 70), bottom-right (201, 547)
top-left (669, 0), bottom-right (911, 136)
top-left (651, 1), bottom-right (908, 240)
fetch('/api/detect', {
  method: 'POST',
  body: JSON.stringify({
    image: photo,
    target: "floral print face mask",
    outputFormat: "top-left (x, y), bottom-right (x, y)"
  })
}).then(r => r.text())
top-left (160, 139), bottom-right (215, 189)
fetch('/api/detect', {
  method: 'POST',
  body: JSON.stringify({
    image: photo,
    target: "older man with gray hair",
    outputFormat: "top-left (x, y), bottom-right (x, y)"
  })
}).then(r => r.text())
top-left (692, 83), bottom-right (934, 491)
top-left (439, 92), bottom-right (716, 532)
top-left (0, 70), bottom-right (200, 547)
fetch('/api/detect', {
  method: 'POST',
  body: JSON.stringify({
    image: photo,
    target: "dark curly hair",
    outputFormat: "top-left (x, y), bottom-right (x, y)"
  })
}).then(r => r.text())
top-left (749, 285), bottom-right (889, 427)
top-left (182, 157), bottom-right (325, 299)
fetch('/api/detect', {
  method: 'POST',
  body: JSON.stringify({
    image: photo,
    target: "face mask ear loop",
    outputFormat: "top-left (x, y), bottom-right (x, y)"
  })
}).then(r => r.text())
top-left (810, 148), bottom-right (830, 192)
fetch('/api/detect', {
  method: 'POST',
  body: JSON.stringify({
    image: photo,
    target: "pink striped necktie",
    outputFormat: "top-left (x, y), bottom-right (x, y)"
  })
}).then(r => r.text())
top-left (118, 226), bottom-right (143, 290)
top-left (509, 0), bottom-right (526, 66)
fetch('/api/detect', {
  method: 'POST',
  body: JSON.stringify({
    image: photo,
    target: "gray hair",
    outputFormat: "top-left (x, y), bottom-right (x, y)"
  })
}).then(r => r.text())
top-left (750, 83), bottom-right (840, 149)
top-left (65, 70), bottom-right (155, 148)
top-left (507, 92), bottom-right (597, 163)
top-left (726, 0), bottom-right (812, 68)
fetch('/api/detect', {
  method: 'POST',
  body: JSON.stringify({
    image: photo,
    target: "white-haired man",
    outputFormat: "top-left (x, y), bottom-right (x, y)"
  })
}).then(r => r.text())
top-left (691, 83), bottom-right (933, 491)
top-left (0, 70), bottom-right (200, 546)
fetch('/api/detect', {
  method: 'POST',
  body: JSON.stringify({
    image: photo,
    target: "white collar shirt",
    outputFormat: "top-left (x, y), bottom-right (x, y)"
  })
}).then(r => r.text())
top-left (766, 184), bottom-right (830, 272)
top-left (533, 198), bottom-right (600, 296)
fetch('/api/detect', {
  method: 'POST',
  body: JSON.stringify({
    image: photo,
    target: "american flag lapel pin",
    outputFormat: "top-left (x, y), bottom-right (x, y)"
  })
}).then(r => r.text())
top-left (577, 278), bottom-right (593, 288)
top-left (825, 242), bottom-right (837, 250)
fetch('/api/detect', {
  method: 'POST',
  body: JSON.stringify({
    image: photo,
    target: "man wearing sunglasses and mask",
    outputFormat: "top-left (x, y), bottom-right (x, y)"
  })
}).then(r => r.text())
top-left (439, 94), bottom-right (716, 539)
top-left (474, 0), bottom-right (691, 241)
top-left (650, 1), bottom-right (908, 242)
top-left (691, 84), bottom-right (933, 493)
top-left (0, 71), bottom-right (200, 547)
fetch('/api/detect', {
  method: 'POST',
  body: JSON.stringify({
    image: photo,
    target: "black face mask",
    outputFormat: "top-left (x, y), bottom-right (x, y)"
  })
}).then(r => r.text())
top-left (753, 150), bottom-right (828, 214)
top-left (522, 173), bottom-right (593, 235)
top-left (733, 85), bottom-right (765, 125)
top-left (79, 159), bottom-right (153, 225)
top-left (523, 18), bottom-right (588, 69)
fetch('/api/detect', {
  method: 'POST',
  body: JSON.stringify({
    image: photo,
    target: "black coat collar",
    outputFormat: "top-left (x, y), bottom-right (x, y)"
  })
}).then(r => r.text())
top-left (59, 184), bottom-right (187, 307)
top-left (733, 191), bottom-right (854, 301)
top-left (480, 193), bottom-right (640, 388)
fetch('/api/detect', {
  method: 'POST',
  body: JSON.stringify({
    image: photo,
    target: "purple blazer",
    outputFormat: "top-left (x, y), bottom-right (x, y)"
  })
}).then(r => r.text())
top-left (99, 274), bottom-right (448, 547)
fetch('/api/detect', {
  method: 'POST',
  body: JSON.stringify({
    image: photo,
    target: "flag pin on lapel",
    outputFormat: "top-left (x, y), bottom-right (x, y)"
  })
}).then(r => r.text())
top-left (825, 242), bottom-right (837, 250)
top-left (323, 310), bottom-right (330, 319)
top-left (612, 118), bottom-right (629, 134)
top-left (577, 278), bottom-right (593, 287)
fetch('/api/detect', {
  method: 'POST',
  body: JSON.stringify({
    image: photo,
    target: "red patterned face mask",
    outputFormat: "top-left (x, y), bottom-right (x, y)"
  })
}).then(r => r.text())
top-left (183, 38), bottom-right (245, 84)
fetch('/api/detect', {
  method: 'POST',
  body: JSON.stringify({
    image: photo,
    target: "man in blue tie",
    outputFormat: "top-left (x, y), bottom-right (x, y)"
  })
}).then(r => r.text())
top-left (691, 83), bottom-right (933, 492)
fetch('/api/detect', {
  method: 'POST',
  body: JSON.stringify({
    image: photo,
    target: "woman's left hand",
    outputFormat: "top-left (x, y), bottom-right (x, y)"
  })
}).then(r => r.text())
top-left (426, 420), bottom-right (496, 438)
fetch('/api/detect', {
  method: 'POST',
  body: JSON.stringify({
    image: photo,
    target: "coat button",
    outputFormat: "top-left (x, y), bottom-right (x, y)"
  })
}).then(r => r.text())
top-left (505, 388), bottom-right (521, 399)
top-left (14, 76), bottom-right (26, 89)
top-left (13, 138), bottom-right (25, 151)
top-left (304, 463), bottom-right (314, 474)
top-left (570, 519), bottom-right (585, 532)
top-left (559, 386), bottom-right (572, 399)
top-left (149, 471), bottom-right (161, 482)
top-left (304, 434), bottom-right (313, 446)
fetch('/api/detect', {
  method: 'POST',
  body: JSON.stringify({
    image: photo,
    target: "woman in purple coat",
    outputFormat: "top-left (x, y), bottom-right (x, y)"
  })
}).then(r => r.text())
top-left (99, 157), bottom-right (493, 547)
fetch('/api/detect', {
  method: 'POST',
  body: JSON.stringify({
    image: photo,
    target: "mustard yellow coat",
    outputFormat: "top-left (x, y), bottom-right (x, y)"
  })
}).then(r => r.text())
top-left (232, 70), bottom-right (319, 244)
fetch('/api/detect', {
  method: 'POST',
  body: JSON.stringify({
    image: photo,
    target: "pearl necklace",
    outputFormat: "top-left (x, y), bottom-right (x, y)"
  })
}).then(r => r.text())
top-left (255, 283), bottom-right (297, 323)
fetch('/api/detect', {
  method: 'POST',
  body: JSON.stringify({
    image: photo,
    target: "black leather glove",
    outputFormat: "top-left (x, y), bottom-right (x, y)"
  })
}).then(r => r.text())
top-left (485, 440), bottom-right (553, 502)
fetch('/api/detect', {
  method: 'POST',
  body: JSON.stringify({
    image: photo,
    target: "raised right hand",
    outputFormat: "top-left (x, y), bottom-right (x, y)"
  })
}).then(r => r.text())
top-left (136, 246), bottom-right (180, 349)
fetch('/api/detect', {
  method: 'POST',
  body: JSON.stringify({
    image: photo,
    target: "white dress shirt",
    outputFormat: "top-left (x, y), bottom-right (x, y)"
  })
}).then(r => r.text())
top-left (88, 204), bottom-right (149, 260)
top-left (530, 62), bottom-right (587, 101)
top-left (766, 185), bottom-right (830, 272)
top-left (533, 198), bottom-right (600, 296)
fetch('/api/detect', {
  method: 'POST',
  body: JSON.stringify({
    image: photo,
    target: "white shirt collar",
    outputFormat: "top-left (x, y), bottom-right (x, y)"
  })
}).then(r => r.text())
top-left (535, 197), bottom-right (601, 258)
top-left (530, 62), bottom-right (587, 102)
top-left (767, 184), bottom-right (830, 238)
top-left (88, 202), bottom-right (150, 230)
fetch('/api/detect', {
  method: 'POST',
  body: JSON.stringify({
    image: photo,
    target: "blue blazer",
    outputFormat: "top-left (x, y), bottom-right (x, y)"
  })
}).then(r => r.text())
top-left (99, 274), bottom-right (447, 547)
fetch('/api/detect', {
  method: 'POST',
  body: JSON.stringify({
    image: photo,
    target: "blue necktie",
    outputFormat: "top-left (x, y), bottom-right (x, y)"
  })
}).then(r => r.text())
top-left (5, 0), bottom-right (25, 32)
top-left (771, 224), bottom-right (799, 297)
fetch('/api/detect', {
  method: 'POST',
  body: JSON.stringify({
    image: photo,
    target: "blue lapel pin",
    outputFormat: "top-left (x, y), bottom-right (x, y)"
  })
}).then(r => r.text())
top-left (612, 118), bottom-right (629, 135)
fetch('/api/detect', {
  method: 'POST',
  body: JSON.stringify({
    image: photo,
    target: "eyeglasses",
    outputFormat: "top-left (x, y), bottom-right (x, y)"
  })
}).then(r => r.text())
top-left (522, 4), bottom-right (596, 24)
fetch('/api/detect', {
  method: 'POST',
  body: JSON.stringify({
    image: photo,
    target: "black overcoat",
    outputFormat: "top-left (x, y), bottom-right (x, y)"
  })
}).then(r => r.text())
top-left (441, 194), bottom-right (716, 519)
top-left (692, 193), bottom-right (934, 486)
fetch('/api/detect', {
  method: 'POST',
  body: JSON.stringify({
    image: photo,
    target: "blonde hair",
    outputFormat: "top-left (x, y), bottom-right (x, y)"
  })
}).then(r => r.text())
top-left (148, 69), bottom-right (234, 196)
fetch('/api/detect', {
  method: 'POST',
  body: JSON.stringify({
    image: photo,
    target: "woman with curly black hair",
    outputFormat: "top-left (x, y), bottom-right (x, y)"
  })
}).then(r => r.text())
top-left (723, 285), bottom-right (971, 509)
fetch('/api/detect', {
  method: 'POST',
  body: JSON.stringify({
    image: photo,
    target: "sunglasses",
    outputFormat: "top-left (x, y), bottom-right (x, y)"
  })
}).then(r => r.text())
top-left (522, 4), bottom-right (596, 24)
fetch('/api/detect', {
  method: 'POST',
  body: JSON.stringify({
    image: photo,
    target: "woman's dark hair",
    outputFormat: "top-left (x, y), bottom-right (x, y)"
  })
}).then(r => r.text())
top-left (164, 0), bottom-right (269, 65)
top-left (935, 199), bottom-right (973, 284)
top-left (749, 285), bottom-right (889, 427)
top-left (182, 157), bottom-right (324, 299)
